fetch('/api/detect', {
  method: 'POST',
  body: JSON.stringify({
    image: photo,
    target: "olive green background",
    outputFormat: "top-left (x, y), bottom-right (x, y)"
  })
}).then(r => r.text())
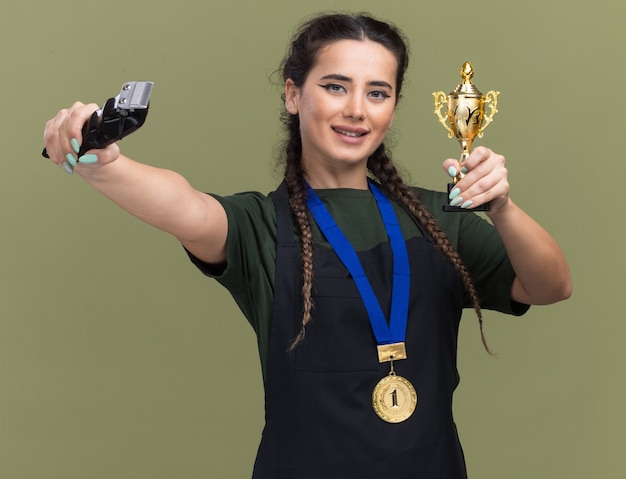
top-left (1, 0), bottom-right (623, 477)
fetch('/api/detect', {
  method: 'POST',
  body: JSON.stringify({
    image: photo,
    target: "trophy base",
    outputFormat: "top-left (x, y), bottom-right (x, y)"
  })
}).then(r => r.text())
top-left (442, 183), bottom-right (490, 212)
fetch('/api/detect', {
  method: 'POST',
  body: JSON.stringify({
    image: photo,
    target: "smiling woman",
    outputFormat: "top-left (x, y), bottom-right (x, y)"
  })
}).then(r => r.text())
top-left (41, 12), bottom-right (571, 479)
top-left (284, 40), bottom-right (398, 189)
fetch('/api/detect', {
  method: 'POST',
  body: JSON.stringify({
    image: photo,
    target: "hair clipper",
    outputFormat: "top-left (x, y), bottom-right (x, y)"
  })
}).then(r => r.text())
top-left (42, 81), bottom-right (154, 158)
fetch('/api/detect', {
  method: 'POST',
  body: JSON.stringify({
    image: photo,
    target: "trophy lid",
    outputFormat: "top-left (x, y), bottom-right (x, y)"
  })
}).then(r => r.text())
top-left (451, 61), bottom-right (483, 97)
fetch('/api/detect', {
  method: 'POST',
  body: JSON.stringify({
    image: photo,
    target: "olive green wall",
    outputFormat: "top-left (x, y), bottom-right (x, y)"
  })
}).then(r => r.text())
top-left (1, 0), bottom-right (622, 477)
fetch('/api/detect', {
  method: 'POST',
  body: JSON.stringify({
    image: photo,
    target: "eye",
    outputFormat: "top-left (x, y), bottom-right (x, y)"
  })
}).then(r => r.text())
top-left (320, 83), bottom-right (346, 94)
top-left (368, 90), bottom-right (391, 101)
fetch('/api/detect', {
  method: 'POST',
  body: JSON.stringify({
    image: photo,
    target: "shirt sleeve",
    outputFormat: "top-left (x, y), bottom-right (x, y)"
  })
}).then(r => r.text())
top-left (184, 191), bottom-right (278, 334)
top-left (456, 212), bottom-right (529, 315)
top-left (416, 187), bottom-right (529, 316)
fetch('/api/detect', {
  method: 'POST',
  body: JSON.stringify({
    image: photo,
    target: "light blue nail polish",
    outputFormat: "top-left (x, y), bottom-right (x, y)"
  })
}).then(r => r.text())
top-left (70, 138), bottom-right (80, 154)
top-left (449, 187), bottom-right (461, 200)
top-left (65, 153), bottom-right (77, 167)
top-left (447, 166), bottom-right (457, 178)
top-left (461, 166), bottom-right (468, 174)
top-left (450, 196), bottom-right (464, 207)
top-left (78, 154), bottom-right (98, 164)
top-left (461, 200), bottom-right (473, 209)
top-left (61, 162), bottom-right (74, 174)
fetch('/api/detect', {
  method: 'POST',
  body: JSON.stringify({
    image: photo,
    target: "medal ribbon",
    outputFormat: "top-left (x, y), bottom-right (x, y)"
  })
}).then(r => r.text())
top-left (304, 179), bottom-right (410, 345)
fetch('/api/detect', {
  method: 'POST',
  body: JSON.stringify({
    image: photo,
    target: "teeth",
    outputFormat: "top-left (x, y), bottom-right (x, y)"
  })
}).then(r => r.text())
top-left (334, 128), bottom-right (363, 137)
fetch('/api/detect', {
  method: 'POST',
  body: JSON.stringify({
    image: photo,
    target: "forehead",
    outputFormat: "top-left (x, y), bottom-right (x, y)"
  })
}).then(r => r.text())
top-left (310, 39), bottom-right (398, 85)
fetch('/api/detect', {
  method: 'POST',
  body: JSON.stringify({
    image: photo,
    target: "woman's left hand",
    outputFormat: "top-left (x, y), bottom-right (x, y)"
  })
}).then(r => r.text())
top-left (442, 146), bottom-right (510, 215)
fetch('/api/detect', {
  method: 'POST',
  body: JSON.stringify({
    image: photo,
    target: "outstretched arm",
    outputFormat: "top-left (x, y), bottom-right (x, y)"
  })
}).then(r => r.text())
top-left (443, 147), bottom-right (572, 305)
top-left (43, 102), bottom-right (227, 265)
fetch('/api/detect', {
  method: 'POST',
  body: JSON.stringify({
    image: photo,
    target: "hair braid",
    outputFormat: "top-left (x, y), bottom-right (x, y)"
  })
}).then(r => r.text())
top-left (282, 120), bottom-right (315, 350)
top-left (367, 146), bottom-right (492, 353)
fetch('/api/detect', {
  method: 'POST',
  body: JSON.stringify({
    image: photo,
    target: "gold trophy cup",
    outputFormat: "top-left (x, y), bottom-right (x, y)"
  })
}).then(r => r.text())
top-left (433, 61), bottom-right (499, 211)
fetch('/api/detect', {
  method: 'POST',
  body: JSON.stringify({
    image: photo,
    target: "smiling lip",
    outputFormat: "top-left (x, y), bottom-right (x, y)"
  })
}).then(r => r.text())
top-left (332, 126), bottom-right (369, 138)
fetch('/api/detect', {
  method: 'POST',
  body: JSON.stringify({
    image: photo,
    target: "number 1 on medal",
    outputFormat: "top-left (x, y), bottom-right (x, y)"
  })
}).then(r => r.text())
top-left (391, 389), bottom-right (399, 408)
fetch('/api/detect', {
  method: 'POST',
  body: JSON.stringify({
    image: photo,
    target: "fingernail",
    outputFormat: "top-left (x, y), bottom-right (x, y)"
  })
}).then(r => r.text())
top-left (78, 153), bottom-right (98, 164)
top-left (449, 187), bottom-right (461, 200)
top-left (450, 196), bottom-right (464, 207)
top-left (70, 138), bottom-right (80, 154)
top-left (461, 200), bottom-right (473, 209)
top-left (60, 162), bottom-right (74, 174)
top-left (65, 153), bottom-right (77, 167)
top-left (461, 166), bottom-right (468, 174)
top-left (447, 166), bottom-right (457, 178)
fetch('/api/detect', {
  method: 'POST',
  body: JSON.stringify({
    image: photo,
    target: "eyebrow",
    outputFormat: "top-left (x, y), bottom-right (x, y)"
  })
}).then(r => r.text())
top-left (319, 74), bottom-right (394, 90)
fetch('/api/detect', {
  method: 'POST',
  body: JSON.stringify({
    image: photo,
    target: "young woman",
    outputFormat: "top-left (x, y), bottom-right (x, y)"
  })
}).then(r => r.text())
top-left (43, 13), bottom-right (571, 479)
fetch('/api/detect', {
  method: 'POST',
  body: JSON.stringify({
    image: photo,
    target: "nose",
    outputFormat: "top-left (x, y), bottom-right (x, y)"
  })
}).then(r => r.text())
top-left (344, 93), bottom-right (365, 121)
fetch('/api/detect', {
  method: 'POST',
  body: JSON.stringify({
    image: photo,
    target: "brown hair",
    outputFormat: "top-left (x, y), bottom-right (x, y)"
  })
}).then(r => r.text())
top-left (278, 13), bottom-right (489, 352)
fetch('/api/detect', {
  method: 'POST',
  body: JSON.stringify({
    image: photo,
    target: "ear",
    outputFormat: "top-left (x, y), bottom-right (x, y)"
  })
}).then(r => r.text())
top-left (284, 79), bottom-right (299, 115)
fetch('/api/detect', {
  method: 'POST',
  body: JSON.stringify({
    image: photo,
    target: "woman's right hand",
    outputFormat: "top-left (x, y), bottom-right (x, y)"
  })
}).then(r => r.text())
top-left (43, 102), bottom-right (120, 174)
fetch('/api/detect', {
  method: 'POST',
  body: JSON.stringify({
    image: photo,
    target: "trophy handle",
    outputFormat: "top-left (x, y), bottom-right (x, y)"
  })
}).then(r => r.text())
top-left (477, 90), bottom-right (500, 138)
top-left (433, 91), bottom-right (455, 138)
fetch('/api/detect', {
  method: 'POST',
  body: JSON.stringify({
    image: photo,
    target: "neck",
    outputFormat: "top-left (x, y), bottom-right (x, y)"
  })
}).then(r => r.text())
top-left (302, 164), bottom-right (369, 190)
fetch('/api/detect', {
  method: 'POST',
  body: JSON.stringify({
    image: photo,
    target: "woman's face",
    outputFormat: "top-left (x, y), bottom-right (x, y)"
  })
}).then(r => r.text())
top-left (285, 39), bottom-right (398, 185)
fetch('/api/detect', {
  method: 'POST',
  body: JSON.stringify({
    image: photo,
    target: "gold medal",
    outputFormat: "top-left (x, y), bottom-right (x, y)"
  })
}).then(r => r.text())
top-left (372, 372), bottom-right (417, 423)
top-left (373, 343), bottom-right (417, 423)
